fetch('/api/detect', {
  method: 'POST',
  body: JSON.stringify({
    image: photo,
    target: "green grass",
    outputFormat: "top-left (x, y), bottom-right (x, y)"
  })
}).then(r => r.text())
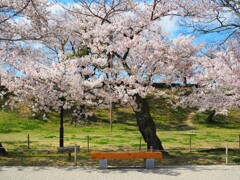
top-left (0, 96), bottom-right (240, 166)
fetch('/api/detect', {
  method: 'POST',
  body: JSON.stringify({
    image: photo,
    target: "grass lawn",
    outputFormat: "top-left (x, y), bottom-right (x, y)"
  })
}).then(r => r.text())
top-left (0, 97), bottom-right (240, 166)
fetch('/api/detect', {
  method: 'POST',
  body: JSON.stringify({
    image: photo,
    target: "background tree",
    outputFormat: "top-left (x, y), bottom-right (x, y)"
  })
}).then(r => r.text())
top-left (0, 2), bottom-right (110, 147)
top-left (0, 0), bottom-right (51, 152)
top-left (1, 48), bottom-right (106, 147)
top-left (179, 39), bottom-right (240, 120)
top-left (179, 0), bottom-right (239, 44)
top-left (177, 0), bottom-right (240, 122)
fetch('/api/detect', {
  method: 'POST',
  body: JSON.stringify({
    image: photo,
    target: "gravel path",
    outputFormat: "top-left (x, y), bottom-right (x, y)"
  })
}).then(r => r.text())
top-left (0, 166), bottom-right (240, 180)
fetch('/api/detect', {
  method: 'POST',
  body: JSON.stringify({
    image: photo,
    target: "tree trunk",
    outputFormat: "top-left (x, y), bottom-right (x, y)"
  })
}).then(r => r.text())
top-left (206, 110), bottom-right (216, 124)
top-left (132, 94), bottom-right (167, 154)
top-left (0, 143), bottom-right (8, 156)
top-left (60, 106), bottom-right (64, 147)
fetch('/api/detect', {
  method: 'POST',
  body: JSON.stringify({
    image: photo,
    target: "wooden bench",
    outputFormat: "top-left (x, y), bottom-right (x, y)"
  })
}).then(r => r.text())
top-left (58, 146), bottom-right (80, 160)
top-left (91, 151), bottom-right (162, 169)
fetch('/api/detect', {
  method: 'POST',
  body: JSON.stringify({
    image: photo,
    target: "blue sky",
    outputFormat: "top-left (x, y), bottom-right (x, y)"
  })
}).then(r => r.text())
top-left (49, 0), bottom-right (229, 47)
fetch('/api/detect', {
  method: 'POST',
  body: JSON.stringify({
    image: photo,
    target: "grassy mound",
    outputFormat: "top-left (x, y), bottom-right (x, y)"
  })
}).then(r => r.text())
top-left (0, 96), bottom-right (240, 166)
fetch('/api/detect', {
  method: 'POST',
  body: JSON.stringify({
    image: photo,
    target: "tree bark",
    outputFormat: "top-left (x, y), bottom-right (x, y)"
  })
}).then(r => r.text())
top-left (60, 106), bottom-right (64, 147)
top-left (0, 143), bottom-right (8, 156)
top-left (132, 94), bottom-right (167, 154)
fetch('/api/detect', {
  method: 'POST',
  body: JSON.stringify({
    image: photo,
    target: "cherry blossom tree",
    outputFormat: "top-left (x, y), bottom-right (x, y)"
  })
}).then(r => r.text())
top-left (179, 39), bottom-right (240, 118)
top-left (0, 0), bottom-right (53, 151)
top-left (1, 46), bottom-right (106, 147)
top-left (0, 2), bottom-right (105, 147)
top-left (0, 0), bottom-right (51, 90)
top-left (1, 0), bottom-right (219, 152)
top-left (0, 0), bottom-right (51, 41)
top-left (177, 0), bottom-right (239, 122)
top-left (60, 0), bottom-right (204, 152)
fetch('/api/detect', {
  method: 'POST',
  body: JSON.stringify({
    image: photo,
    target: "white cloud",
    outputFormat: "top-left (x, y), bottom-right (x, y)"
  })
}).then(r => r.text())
top-left (159, 16), bottom-right (179, 36)
top-left (47, 2), bottom-right (78, 14)
top-left (47, 3), bottom-right (65, 14)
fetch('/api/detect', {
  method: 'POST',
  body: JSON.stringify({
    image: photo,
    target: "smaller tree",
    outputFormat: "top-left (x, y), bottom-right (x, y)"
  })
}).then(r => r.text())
top-left (1, 48), bottom-right (105, 147)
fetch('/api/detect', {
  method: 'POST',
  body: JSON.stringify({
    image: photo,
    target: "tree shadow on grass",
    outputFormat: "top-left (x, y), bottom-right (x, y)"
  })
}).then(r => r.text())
top-left (113, 108), bottom-right (136, 126)
top-left (193, 112), bottom-right (240, 129)
top-left (112, 105), bottom-right (197, 132)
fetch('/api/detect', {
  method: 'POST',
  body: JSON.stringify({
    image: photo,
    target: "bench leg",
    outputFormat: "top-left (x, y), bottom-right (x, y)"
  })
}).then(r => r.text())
top-left (145, 159), bottom-right (154, 169)
top-left (99, 159), bottom-right (107, 169)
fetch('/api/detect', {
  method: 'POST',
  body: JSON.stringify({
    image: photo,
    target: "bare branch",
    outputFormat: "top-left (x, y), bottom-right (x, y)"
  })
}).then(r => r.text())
top-left (0, 0), bottom-right (31, 25)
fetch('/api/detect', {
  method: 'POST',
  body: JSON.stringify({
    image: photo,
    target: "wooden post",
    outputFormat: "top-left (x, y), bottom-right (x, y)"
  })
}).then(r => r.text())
top-left (74, 144), bottom-right (77, 166)
top-left (27, 134), bottom-right (30, 149)
top-left (226, 142), bottom-right (228, 165)
top-left (189, 134), bottom-right (192, 152)
top-left (139, 137), bottom-right (142, 151)
top-left (87, 135), bottom-right (90, 152)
